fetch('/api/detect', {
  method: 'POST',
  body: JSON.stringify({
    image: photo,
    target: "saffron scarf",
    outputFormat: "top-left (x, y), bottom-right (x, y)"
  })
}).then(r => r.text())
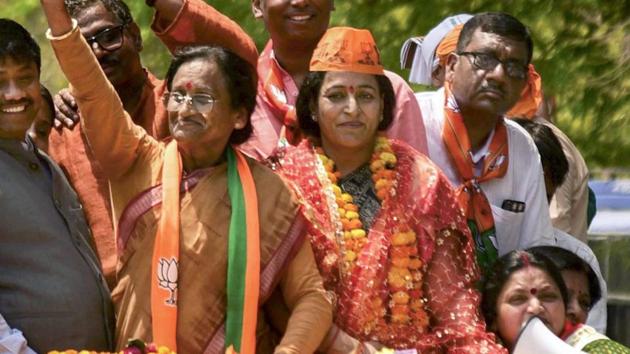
top-left (150, 141), bottom-right (260, 354)
top-left (442, 83), bottom-right (508, 271)
top-left (259, 40), bottom-right (301, 145)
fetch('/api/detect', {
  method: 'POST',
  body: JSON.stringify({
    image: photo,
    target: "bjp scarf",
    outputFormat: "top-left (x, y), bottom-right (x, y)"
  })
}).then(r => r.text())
top-left (259, 40), bottom-right (301, 145)
top-left (151, 141), bottom-right (260, 354)
top-left (442, 83), bottom-right (508, 271)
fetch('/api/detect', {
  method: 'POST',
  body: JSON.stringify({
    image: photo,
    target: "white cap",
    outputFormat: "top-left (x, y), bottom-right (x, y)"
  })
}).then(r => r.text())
top-left (402, 14), bottom-right (473, 85)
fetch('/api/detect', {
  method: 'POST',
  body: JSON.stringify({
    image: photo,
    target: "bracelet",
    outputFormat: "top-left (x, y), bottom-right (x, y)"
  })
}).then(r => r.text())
top-left (145, 0), bottom-right (156, 7)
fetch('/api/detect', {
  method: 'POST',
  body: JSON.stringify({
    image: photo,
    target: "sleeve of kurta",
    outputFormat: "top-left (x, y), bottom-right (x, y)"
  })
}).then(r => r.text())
top-left (151, 0), bottom-right (259, 68)
top-left (424, 228), bottom-right (508, 354)
top-left (275, 235), bottom-right (333, 354)
top-left (49, 25), bottom-right (155, 180)
top-left (383, 71), bottom-right (428, 155)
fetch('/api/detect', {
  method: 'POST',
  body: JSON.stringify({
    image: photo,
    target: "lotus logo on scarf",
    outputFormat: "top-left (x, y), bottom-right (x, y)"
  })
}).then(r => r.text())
top-left (157, 257), bottom-right (178, 306)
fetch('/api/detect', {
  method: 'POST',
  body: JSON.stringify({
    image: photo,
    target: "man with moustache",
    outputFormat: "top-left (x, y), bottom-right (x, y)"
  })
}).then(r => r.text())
top-left (0, 18), bottom-right (114, 353)
top-left (239, 0), bottom-right (428, 161)
top-left (418, 12), bottom-right (554, 272)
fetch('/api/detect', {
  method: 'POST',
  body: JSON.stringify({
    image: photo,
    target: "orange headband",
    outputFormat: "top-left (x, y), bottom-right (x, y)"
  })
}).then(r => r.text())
top-left (310, 26), bottom-right (384, 75)
top-left (435, 24), bottom-right (464, 66)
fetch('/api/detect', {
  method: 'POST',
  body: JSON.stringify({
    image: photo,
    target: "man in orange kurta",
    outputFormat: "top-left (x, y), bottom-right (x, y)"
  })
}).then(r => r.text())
top-left (48, 0), bottom-right (258, 288)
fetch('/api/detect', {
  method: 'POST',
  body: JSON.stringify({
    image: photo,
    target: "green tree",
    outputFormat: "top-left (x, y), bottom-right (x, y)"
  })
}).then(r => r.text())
top-left (1, 0), bottom-right (628, 168)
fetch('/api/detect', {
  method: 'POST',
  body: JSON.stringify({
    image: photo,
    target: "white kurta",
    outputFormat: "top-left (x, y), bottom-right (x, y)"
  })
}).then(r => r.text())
top-left (417, 88), bottom-right (554, 256)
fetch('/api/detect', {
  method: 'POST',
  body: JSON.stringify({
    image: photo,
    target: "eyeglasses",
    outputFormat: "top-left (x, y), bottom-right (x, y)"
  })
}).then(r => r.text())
top-left (165, 92), bottom-right (217, 114)
top-left (85, 24), bottom-right (127, 52)
top-left (458, 51), bottom-right (528, 80)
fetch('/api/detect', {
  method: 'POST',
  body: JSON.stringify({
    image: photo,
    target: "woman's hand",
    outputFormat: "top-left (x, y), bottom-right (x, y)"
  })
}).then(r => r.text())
top-left (40, 0), bottom-right (73, 37)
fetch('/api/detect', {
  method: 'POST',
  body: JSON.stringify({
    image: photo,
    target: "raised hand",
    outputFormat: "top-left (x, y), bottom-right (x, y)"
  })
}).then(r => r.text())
top-left (53, 88), bottom-right (79, 129)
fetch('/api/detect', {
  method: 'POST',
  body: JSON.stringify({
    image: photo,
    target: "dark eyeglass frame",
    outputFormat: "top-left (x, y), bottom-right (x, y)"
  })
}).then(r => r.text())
top-left (163, 91), bottom-right (218, 114)
top-left (457, 51), bottom-right (528, 80)
top-left (84, 23), bottom-right (128, 52)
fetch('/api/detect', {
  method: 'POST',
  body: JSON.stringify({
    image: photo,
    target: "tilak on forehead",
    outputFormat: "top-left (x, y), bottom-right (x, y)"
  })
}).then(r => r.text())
top-left (520, 253), bottom-right (538, 295)
top-left (185, 82), bottom-right (193, 90)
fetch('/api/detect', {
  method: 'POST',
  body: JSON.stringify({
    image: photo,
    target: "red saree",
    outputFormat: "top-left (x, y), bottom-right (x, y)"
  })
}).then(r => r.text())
top-left (277, 139), bottom-right (506, 353)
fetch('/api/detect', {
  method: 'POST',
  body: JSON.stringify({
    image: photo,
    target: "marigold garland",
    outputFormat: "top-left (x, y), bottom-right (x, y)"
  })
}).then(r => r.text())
top-left (48, 340), bottom-right (175, 354)
top-left (315, 137), bottom-right (429, 331)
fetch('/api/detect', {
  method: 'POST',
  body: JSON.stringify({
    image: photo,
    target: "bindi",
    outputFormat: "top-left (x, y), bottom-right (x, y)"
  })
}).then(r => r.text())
top-left (530, 288), bottom-right (538, 295)
top-left (185, 82), bottom-right (193, 90)
top-left (347, 86), bottom-right (355, 94)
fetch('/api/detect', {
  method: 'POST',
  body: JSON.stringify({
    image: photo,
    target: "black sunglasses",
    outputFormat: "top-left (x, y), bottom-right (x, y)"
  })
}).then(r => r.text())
top-left (84, 23), bottom-right (128, 52)
top-left (458, 51), bottom-right (528, 80)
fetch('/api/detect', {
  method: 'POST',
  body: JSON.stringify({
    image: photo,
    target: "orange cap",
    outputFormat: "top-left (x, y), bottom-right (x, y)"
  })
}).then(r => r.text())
top-left (310, 27), bottom-right (384, 75)
top-left (507, 64), bottom-right (543, 119)
top-left (435, 24), bottom-right (464, 66)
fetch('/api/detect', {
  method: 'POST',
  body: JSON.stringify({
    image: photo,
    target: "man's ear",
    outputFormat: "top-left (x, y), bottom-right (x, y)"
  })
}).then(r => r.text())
top-left (444, 52), bottom-right (459, 83)
top-left (252, 0), bottom-right (263, 19)
top-left (127, 22), bottom-right (143, 52)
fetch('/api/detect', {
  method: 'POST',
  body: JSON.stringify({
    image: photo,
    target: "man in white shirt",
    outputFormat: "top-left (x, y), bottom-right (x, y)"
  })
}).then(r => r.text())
top-left (417, 12), bottom-right (554, 271)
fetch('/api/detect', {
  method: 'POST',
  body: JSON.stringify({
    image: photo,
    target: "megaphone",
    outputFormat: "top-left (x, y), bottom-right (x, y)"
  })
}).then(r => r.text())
top-left (512, 316), bottom-right (586, 354)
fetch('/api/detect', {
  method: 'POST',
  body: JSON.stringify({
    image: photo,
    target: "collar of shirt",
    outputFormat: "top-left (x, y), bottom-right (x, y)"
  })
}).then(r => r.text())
top-left (268, 49), bottom-right (300, 106)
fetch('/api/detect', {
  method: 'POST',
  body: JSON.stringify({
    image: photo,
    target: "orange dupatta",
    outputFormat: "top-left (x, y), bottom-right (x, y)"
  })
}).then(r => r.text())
top-left (151, 140), bottom-right (181, 350)
top-left (150, 141), bottom-right (260, 353)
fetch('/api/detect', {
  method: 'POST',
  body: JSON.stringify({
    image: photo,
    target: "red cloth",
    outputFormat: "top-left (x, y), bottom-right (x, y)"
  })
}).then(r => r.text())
top-left (48, 0), bottom-right (258, 289)
top-left (277, 139), bottom-right (506, 353)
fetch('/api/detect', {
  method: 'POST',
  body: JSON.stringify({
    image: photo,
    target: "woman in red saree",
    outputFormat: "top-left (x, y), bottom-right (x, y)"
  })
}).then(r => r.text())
top-left (273, 27), bottom-right (505, 353)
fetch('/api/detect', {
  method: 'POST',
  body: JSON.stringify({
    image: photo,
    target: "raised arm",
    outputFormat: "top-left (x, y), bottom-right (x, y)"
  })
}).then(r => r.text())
top-left (150, 0), bottom-right (259, 67)
top-left (41, 0), bottom-right (154, 179)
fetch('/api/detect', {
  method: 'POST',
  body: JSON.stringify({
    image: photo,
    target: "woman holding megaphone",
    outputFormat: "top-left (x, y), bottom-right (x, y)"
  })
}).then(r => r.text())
top-left (481, 249), bottom-right (629, 353)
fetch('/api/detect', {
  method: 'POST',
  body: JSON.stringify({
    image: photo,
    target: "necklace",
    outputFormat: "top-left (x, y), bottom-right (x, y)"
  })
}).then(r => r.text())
top-left (315, 138), bottom-right (429, 331)
top-left (315, 137), bottom-right (396, 272)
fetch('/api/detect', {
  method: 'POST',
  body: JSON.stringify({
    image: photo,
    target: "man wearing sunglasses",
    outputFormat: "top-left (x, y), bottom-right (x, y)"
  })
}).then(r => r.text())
top-left (47, 0), bottom-right (258, 289)
top-left (417, 12), bottom-right (555, 273)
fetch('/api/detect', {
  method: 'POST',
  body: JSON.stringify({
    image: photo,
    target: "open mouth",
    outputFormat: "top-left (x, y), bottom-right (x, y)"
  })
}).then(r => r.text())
top-left (287, 13), bottom-right (314, 23)
top-left (2, 104), bottom-right (27, 113)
